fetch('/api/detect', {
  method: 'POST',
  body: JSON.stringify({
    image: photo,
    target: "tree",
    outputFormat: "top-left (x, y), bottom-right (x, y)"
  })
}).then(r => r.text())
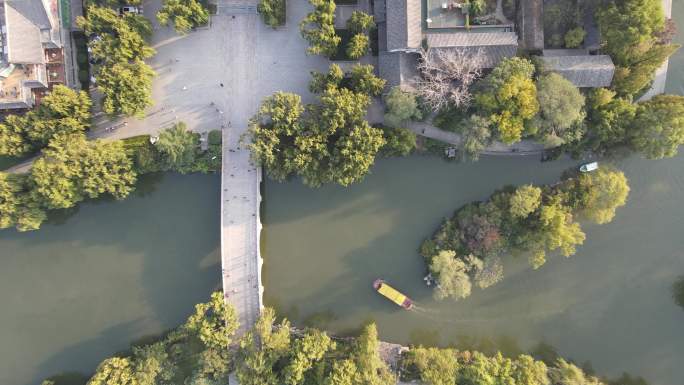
top-left (78, 7), bottom-right (154, 63)
top-left (157, 0), bottom-right (209, 34)
top-left (248, 86), bottom-right (384, 187)
top-left (596, 0), bottom-right (665, 65)
top-left (548, 359), bottom-right (605, 385)
top-left (132, 343), bottom-right (174, 385)
top-left (407, 347), bottom-right (459, 385)
top-left (474, 57), bottom-right (539, 144)
top-left (97, 60), bottom-right (155, 118)
top-left (346, 10), bottom-right (375, 34)
top-left (574, 168), bottom-right (629, 224)
top-left (346, 33), bottom-right (369, 60)
top-left (258, 0), bottom-right (286, 27)
top-left (509, 185), bottom-right (542, 219)
top-left (354, 323), bottom-right (395, 385)
top-left (429, 250), bottom-right (473, 300)
top-left (384, 87), bottom-right (423, 128)
top-left (325, 359), bottom-right (358, 385)
top-left (185, 292), bottom-right (239, 350)
top-left (630, 95), bottom-right (684, 159)
top-left (530, 199), bottom-right (586, 269)
top-left (31, 134), bottom-right (136, 210)
top-left (0, 85), bottom-right (91, 156)
top-left (283, 329), bottom-right (335, 385)
top-left (0, 173), bottom-right (47, 232)
top-left (416, 48), bottom-right (486, 111)
top-left (380, 126), bottom-right (416, 157)
top-left (349, 64), bottom-right (386, 97)
top-left (585, 88), bottom-right (637, 152)
top-left (78, 6), bottom-right (155, 117)
top-left (155, 122), bottom-right (200, 172)
top-left (310, 64), bottom-right (345, 94)
top-left (612, 44), bottom-right (680, 96)
top-left (87, 357), bottom-right (137, 385)
top-left (300, 0), bottom-right (340, 57)
top-left (459, 115), bottom-right (492, 161)
top-left (535, 73), bottom-right (585, 146)
top-left (564, 27), bottom-right (586, 48)
top-left (236, 307), bottom-right (291, 385)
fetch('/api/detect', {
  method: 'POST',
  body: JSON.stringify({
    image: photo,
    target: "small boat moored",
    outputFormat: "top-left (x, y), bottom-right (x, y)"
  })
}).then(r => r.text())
top-left (373, 279), bottom-right (413, 310)
top-left (579, 161), bottom-right (599, 173)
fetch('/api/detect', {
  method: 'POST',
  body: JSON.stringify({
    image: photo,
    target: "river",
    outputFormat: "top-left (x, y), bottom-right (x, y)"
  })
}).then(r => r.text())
top-left (0, 173), bottom-right (221, 385)
top-left (1, 2), bottom-right (683, 384)
top-left (262, 3), bottom-right (684, 383)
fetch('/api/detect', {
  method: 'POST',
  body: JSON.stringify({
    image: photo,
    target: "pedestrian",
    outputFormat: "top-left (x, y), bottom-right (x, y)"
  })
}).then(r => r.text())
top-left (220, 83), bottom-right (224, 87)
top-left (228, 121), bottom-right (231, 126)
top-left (210, 101), bottom-right (215, 106)
top-left (182, 86), bottom-right (187, 91)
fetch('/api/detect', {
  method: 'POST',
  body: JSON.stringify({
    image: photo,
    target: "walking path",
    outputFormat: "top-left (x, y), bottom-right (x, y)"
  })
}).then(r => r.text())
top-left (407, 121), bottom-right (546, 156)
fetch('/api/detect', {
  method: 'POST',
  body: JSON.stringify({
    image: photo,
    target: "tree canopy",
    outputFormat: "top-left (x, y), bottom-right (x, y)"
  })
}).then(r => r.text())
top-left (534, 73), bottom-right (585, 146)
top-left (157, 0), bottom-right (209, 34)
top-left (300, 0), bottom-right (340, 57)
top-left (258, 0), bottom-right (286, 27)
top-left (0, 85), bottom-right (91, 156)
top-left (421, 168), bottom-right (630, 299)
top-left (630, 95), bottom-right (684, 159)
top-left (78, 6), bottom-right (156, 117)
top-left (248, 64), bottom-right (388, 187)
top-left (384, 87), bottom-right (423, 128)
top-left (474, 57), bottom-right (539, 144)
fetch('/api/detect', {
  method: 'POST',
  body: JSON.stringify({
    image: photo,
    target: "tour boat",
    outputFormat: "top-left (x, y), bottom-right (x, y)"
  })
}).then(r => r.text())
top-left (373, 279), bottom-right (413, 310)
top-left (579, 162), bottom-right (599, 173)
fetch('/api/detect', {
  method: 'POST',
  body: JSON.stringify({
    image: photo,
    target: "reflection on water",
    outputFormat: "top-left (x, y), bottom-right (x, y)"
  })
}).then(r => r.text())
top-left (0, 173), bottom-right (221, 385)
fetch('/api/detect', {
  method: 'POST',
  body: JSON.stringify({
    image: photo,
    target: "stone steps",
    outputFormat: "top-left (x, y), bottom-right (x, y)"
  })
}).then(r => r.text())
top-left (217, 4), bottom-right (257, 14)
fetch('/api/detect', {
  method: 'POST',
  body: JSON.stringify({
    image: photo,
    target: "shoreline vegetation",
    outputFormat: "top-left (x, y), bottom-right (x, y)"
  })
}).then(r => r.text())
top-left (421, 167), bottom-right (630, 301)
top-left (40, 292), bottom-right (642, 385)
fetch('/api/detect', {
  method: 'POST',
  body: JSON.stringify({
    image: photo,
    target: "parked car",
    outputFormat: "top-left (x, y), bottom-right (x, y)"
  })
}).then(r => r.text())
top-left (118, 5), bottom-right (140, 15)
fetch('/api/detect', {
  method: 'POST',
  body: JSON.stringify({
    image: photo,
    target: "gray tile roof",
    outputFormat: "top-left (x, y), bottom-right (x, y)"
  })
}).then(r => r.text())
top-left (539, 54), bottom-right (615, 88)
top-left (385, 0), bottom-right (422, 51)
top-left (431, 45), bottom-right (517, 68)
top-left (378, 51), bottom-right (418, 89)
top-left (5, 1), bottom-right (45, 64)
top-left (425, 31), bottom-right (518, 48)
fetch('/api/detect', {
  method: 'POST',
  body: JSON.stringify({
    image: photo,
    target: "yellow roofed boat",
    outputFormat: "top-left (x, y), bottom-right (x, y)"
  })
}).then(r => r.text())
top-left (373, 279), bottom-right (413, 309)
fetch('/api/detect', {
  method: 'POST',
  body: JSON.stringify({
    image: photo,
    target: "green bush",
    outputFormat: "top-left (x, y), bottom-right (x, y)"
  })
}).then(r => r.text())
top-left (257, 0), bottom-right (286, 27)
top-left (208, 130), bottom-right (222, 146)
top-left (78, 69), bottom-right (90, 83)
top-left (564, 27), bottom-right (586, 48)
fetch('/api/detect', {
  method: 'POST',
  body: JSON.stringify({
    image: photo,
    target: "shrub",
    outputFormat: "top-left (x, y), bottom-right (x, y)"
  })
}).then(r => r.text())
top-left (77, 52), bottom-right (89, 65)
top-left (208, 130), bottom-right (222, 146)
top-left (258, 0), bottom-right (286, 27)
top-left (564, 27), bottom-right (586, 48)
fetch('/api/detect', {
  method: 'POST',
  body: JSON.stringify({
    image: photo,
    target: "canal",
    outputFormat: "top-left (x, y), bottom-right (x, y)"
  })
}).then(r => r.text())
top-left (1, 2), bottom-right (683, 384)
top-left (0, 173), bottom-right (221, 385)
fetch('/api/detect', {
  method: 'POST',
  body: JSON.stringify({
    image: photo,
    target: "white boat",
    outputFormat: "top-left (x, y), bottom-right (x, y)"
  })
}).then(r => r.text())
top-left (579, 162), bottom-right (599, 173)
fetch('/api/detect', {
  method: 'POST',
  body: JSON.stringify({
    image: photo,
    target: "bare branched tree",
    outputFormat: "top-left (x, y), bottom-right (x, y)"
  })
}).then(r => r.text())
top-left (415, 47), bottom-right (486, 111)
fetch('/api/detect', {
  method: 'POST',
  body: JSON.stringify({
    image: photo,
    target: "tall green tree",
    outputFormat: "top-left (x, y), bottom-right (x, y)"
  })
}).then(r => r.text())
top-left (157, 0), bottom-right (209, 34)
top-left (383, 87), bottom-right (423, 128)
top-left (283, 329), bottom-right (335, 385)
top-left (346, 34), bottom-right (369, 60)
top-left (407, 347), bottom-right (459, 385)
top-left (630, 94), bottom-right (684, 159)
top-left (354, 323), bottom-right (395, 385)
top-left (0, 173), bottom-right (47, 232)
top-left (155, 122), bottom-right (200, 172)
top-left (509, 185), bottom-right (542, 219)
top-left (184, 291), bottom-right (239, 350)
top-left (474, 57), bottom-right (539, 144)
top-left (575, 168), bottom-right (630, 224)
top-left (596, 0), bottom-right (665, 66)
top-left (31, 134), bottom-right (136, 210)
top-left (349, 64), bottom-right (385, 97)
top-left (300, 0), bottom-right (340, 56)
top-left (98, 60), bottom-right (155, 118)
top-left (534, 73), bottom-right (585, 146)
top-left (0, 85), bottom-right (91, 156)
top-left (584, 88), bottom-right (637, 152)
top-left (258, 0), bottom-right (286, 27)
top-left (346, 10), bottom-right (375, 34)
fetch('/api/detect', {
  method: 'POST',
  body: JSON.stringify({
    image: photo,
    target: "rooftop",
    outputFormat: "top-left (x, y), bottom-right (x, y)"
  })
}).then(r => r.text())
top-left (539, 52), bottom-right (615, 88)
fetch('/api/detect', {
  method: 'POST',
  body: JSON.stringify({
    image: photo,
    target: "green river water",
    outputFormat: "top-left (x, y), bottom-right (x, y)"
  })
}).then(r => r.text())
top-left (1, 2), bottom-right (684, 384)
